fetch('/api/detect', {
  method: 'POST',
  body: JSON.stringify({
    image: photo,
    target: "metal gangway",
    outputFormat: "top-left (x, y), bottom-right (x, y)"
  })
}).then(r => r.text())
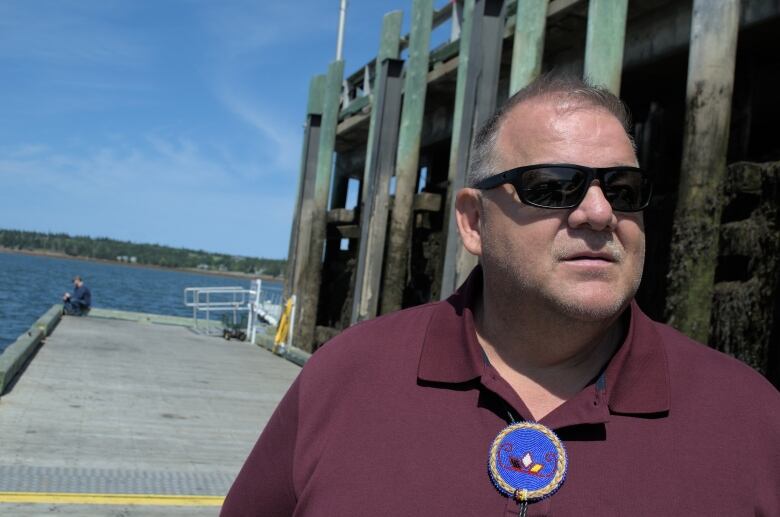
top-left (183, 279), bottom-right (283, 343)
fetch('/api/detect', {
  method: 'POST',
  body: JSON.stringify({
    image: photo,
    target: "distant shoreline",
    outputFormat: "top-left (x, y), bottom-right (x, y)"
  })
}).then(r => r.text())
top-left (0, 247), bottom-right (284, 284)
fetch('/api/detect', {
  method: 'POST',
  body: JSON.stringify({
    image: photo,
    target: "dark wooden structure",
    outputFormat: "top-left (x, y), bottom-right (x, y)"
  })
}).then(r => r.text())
top-left (286, 0), bottom-right (780, 388)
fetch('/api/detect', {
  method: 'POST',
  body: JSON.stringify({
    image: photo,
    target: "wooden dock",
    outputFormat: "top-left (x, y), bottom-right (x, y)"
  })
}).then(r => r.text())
top-left (0, 311), bottom-right (301, 516)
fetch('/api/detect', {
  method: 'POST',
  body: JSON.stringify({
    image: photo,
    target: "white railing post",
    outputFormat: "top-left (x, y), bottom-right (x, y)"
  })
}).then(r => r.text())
top-left (286, 295), bottom-right (297, 349)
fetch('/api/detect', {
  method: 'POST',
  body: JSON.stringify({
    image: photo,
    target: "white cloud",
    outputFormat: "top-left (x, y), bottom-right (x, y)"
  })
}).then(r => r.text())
top-left (0, 0), bottom-right (357, 257)
top-left (0, 137), bottom-right (296, 257)
top-left (197, 1), bottom-right (334, 59)
top-left (214, 84), bottom-right (301, 174)
top-left (0, 1), bottom-right (149, 67)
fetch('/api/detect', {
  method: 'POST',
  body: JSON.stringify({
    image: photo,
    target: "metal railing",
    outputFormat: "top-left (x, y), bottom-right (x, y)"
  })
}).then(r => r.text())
top-left (183, 280), bottom-right (283, 340)
top-left (340, 1), bottom-right (462, 113)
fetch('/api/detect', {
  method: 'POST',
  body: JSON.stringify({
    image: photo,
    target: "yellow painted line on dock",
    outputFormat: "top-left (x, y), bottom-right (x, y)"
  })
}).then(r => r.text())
top-left (0, 491), bottom-right (224, 506)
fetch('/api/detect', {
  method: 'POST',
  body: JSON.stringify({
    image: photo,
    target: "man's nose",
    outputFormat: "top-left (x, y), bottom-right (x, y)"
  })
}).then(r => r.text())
top-left (567, 182), bottom-right (617, 231)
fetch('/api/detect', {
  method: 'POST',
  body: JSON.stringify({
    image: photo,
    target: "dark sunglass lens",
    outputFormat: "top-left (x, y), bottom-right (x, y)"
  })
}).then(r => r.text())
top-left (518, 167), bottom-right (586, 208)
top-left (603, 169), bottom-right (649, 210)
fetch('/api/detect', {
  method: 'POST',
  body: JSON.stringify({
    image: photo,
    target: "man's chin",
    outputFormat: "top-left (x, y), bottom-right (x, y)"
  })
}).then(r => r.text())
top-left (546, 291), bottom-right (632, 322)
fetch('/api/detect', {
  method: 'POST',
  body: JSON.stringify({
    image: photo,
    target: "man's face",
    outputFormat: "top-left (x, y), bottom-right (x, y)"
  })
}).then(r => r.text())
top-left (475, 99), bottom-right (645, 321)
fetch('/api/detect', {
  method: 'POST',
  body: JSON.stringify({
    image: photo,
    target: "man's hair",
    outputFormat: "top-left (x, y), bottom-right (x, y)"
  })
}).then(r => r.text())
top-left (467, 73), bottom-right (634, 186)
top-left (73, 276), bottom-right (82, 282)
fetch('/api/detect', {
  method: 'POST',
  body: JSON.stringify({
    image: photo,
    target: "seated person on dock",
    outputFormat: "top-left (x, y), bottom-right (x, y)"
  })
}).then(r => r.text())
top-left (62, 276), bottom-right (91, 316)
top-left (221, 75), bottom-right (780, 516)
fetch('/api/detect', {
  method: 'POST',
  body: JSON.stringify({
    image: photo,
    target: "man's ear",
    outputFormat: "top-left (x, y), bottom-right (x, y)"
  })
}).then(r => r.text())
top-left (455, 188), bottom-right (483, 257)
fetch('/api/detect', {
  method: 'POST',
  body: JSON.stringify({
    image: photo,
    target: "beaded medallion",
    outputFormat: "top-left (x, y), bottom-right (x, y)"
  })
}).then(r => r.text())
top-left (488, 422), bottom-right (567, 503)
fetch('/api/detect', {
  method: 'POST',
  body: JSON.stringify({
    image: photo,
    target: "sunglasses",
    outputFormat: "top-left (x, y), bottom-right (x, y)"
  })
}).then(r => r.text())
top-left (473, 163), bottom-right (653, 212)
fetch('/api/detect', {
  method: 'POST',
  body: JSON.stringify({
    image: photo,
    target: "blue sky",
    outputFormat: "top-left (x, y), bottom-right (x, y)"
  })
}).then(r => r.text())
top-left (0, 0), bottom-right (449, 259)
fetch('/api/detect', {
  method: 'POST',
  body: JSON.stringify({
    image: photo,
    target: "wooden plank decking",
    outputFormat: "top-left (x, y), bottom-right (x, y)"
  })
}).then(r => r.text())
top-left (0, 312), bottom-right (301, 516)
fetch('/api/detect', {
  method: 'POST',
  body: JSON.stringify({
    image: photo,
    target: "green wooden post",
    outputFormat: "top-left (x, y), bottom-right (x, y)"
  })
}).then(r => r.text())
top-left (509, 0), bottom-right (547, 94)
top-left (439, 0), bottom-right (476, 299)
top-left (351, 11), bottom-right (404, 322)
top-left (665, 0), bottom-right (740, 343)
top-left (359, 11), bottom-right (403, 206)
top-left (441, 0), bottom-right (505, 299)
top-left (378, 12), bottom-right (403, 61)
top-left (294, 59), bottom-right (345, 352)
top-left (583, 0), bottom-right (628, 94)
top-left (380, 0), bottom-right (435, 315)
top-left (285, 75), bottom-right (325, 300)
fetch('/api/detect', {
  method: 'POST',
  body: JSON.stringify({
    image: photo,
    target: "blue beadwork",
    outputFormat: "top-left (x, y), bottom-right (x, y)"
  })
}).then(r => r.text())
top-left (488, 422), bottom-right (567, 502)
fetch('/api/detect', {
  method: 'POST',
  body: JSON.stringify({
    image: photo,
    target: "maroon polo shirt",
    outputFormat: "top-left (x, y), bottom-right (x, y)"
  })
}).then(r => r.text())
top-left (222, 268), bottom-right (780, 516)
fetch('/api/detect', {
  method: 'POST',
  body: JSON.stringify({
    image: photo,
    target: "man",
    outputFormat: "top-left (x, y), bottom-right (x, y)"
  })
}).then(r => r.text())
top-left (63, 276), bottom-right (91, 315)
top-left (222, 75), bottom-right (779, 515)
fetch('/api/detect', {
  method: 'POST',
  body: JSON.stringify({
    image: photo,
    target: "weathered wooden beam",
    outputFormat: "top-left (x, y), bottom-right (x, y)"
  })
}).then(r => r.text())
top-left (351, 59), bottom-right (405, 323)
top-left (439, 0), bottom-right (477, 301)
top-left (379, 11), bottom-right (404, 62)
top-left (336, 225), bottom-right (361, 239)
top-left (665, 0), bottom-right (740, 344)
top-left (327, 208), bottom-right (357, 224)
top-left (359, 11), bottom-right (403, 207)
top-left (412, 192), bottom-right (442, 212)
top-left (440, 0), bottom-right (506, 299)
top-left (294, 60), bottom-right (345, 352)
top-left (285, 75), bottom-right (325, 300)
top-left (380, 0), bottom-right (435, 315)
top-left (583, 0), bottom-right (628, 94)
top-left (349, 12), bottom-right (404, 324)
top-left (509, 0), bottom-right (547, 94)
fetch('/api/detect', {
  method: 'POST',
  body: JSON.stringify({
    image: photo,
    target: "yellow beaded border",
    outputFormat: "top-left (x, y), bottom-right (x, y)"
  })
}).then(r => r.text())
top-left (488, 422), bottom-right (567, 502)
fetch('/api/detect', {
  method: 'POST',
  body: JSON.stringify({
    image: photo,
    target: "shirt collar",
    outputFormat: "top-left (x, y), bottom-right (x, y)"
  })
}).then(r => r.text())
top-left (417, 267), bottom-right (484, 384)
top-left (417, 266), bottom-right (670, 416)
top-left (604, 299), bottom-right (670, 414)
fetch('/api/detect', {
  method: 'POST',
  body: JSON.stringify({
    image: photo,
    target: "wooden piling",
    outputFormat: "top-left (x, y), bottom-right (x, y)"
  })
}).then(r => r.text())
top-left (509, 0), bottom-right (547, 94)
top-left (295, 59), bottom-right (345, 351)
top-left (379, 0), bottom-right (435, 315)
top-left (584, 0), bottom-right (629, 94)
top-left (378, 12), bottom-right (404, 65)
top-left (359, 11), bottom-right (404, 207)
top-left (350, 13), bottom-right (403, 323)
top-left (285, 75), bottom-right (325, 300)
top-left (665, 0), bottom-right (740, 343)
top-left (352, 59), bottom-right (405, 323)
top-left (440, 0), bottom-right (506, 299)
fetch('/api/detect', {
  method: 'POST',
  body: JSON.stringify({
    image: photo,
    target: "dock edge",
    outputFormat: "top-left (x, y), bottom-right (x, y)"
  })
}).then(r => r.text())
top-left (0, 304), bottom-right (63, 395)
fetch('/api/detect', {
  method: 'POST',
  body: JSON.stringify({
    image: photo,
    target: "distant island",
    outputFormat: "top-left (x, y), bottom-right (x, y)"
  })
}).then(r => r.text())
top-left (0, 229), bottom-right (286, 278)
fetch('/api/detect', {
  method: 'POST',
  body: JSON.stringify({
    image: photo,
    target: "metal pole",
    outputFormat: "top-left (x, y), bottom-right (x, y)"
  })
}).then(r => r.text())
top-left (206, 291), bottom-right (210, 332)
top-left (191, 289), bottom-right (197, 329)
top-left (336, 0), bottom-right (348, 60)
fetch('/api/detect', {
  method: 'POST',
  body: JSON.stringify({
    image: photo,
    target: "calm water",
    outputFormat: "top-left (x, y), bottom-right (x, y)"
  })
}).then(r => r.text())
top-left (0, 251), bottom-right (282, 351)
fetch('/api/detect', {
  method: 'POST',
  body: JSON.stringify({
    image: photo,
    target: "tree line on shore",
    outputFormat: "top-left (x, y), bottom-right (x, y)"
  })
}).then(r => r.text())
top-left (0, 229), bottom-right (286, 277)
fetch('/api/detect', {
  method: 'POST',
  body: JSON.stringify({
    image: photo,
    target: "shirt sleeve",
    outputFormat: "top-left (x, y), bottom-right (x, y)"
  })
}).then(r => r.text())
top-left (220, 376), bottom-right (300, 516)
